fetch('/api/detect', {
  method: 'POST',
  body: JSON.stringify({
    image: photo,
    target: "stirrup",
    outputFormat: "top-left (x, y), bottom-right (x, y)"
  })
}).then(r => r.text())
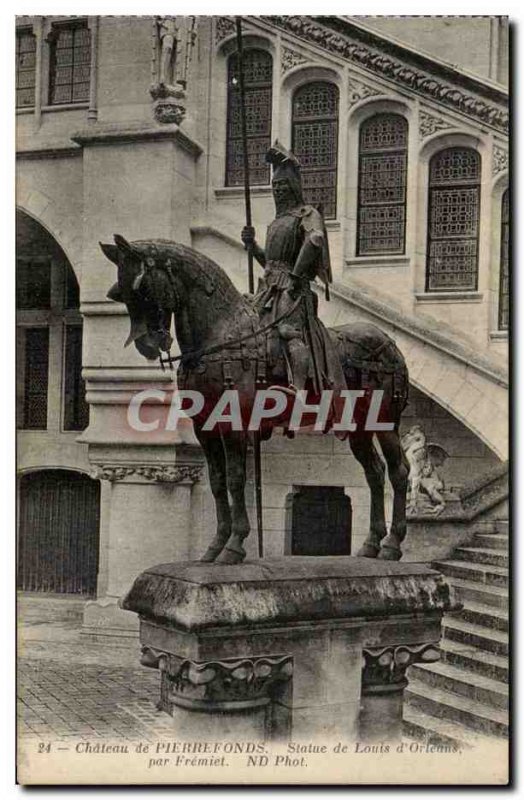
top-left (268, 384), bottom-right (298, 397)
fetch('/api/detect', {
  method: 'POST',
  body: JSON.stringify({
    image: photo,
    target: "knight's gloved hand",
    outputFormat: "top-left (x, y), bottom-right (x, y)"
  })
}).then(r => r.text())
top-left (287, 275), bottom-right (301, 300)
top-left (241, 226), bottom-right (256, 250)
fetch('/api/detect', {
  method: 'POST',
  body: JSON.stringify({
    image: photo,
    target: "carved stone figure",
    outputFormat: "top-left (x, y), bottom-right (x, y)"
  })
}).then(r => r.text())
top-left (101, 186), bottom-right (411, 563)
top-left (401, 425), bottom-right (449, 515)
top-left (150, 16), bottom-right (196, 125)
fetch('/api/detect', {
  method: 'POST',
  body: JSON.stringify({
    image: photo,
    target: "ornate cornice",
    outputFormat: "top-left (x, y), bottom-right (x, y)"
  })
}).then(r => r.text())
top-left (141, 647), bottom-right (293, 713)
top-left (92, 464), bottom-right (203, 484)
top-left (215, 16), bottom-right (236, 45)
top-left (362, 643), bottom-right (440, 692)
top-left (419, 110), bottom-right (453, 139)
top-left (263, 16), bottom-right (508, 134)
top-left (348, 78), bottom-right (380, 107)
top-left (493, 145), bottom-right (509, 175)
top-left (281, 46), bottom-right (308, 74)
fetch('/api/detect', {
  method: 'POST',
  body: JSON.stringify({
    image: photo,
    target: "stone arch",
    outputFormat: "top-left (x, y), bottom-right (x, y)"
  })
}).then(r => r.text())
top-left (15, 190), bottom-right (83, 284)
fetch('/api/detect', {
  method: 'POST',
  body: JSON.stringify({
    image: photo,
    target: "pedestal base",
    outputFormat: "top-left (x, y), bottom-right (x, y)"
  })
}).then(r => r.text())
top-left (122, 557), bottom-right (456, 743)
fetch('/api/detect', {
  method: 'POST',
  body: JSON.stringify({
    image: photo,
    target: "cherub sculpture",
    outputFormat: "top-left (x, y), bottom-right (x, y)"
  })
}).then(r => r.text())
top-left (401, 425), bottom-right (449, 515)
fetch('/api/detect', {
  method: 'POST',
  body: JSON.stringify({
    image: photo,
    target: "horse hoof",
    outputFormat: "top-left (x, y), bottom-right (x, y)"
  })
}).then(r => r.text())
top-left (215, 547), bottom-right (246, 565)
top-left (199, 546), bottom-right (223, 563)
top-left (356, 543), bottom-right (380, 559)
top-left (377, 546), bottom-right (402, 561)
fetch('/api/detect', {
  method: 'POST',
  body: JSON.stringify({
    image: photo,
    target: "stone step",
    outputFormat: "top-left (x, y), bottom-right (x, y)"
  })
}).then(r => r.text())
top-left (405, 680), bottom-right (509, 738)
top-left (454, 547), bottom-right (508, 568)
top-left (403, 706), bottom-right (505, 752)
top-left (473, 534), bottom-right (509, 551)
top-left (441, 639), bottom-right (509, 683)
top-left (494, 520), bottom-right (509, 534)
top-left (448, 577), bottom-right (508, 610)
top-left (459, 600), bottom-right (508, 632)
top-left (409, 660), bottom-right (508, 711)
top-left (433, 560), bottom-right (508, 589)
top-left (443, 616), bottom-right (508, 657)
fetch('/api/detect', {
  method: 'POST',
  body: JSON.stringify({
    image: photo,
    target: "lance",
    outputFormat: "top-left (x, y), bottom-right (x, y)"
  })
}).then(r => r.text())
top-left (235, 15), bottom-right (264, 558)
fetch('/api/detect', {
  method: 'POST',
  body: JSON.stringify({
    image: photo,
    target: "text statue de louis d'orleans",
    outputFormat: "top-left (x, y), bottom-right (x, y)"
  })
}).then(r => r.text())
top-left (101, 140), bottom-right (412, 565)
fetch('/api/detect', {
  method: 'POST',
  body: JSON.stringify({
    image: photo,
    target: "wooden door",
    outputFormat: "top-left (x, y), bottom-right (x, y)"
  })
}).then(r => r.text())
top-left (285, 486), bottom-right (352, 556)
top-left (17, 470), bottom-right (100, 595)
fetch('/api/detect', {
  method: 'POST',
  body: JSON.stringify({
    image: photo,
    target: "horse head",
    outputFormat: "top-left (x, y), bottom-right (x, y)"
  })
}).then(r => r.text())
top-left (100, 234), bottom-right (174, 361)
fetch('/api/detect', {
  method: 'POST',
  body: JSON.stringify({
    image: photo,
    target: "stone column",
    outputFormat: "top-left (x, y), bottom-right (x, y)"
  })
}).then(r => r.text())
top-left (359, 643), bottom-right (441, 743)
top-left (121, 558), bottom-right (456, 742)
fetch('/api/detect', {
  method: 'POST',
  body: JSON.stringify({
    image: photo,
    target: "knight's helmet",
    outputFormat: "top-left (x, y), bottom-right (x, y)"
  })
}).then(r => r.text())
top-left (266, 140), bottom-right (304, 205)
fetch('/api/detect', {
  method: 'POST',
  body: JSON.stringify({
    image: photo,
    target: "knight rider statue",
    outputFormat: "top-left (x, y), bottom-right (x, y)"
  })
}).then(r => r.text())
top-left (241, 141), bottom-right (346, 403)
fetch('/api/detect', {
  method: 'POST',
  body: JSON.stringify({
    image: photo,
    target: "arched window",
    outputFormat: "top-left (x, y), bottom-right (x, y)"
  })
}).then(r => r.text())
top-left (499, 189), bottom-right (509, 330)
top-left (16, 211), bottom-right (89, 432)
top-left (426, 147), bottom-right (481, 292)
top-left (357, 113), bottom-right (408, 255)
top-left (292, 82), bottom-right (339, 219)
top-left (225, 49), bottom-right (273, 186)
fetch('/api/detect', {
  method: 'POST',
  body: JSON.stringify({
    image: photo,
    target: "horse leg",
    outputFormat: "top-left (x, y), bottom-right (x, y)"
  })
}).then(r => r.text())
top-left (376, 429), bottom-right (410, 561)
top-left (350, 434), bottom-right (388, 558)
top-left (215, 431), bottom-right (250, 565)
top-left (194, 428), bottom-right (232, 563)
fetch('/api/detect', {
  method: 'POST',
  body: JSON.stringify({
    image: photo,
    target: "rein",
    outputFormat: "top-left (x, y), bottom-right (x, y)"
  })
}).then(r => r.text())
top-left (158, 293), bottom-right (303, 371)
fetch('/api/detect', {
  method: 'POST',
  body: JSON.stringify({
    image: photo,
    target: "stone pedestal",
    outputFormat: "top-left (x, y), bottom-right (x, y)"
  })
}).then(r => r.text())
top-left (121, 557), bottom-right (456, 743)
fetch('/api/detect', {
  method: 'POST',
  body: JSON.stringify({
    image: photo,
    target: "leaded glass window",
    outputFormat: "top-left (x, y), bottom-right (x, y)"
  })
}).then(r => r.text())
top-left (49, 22), bottom-right (91, 105)
top-left (16, 29), bottom-right (36, 108)
top-left (357, 114), bottom-right (408, 255)
top-left (426, 147), bottom-right (481, 291)
top-left (226, 49), bottom-right (273, 186)
top-left (499, 189), bottom-right (509, 330)
top-left (292, 82), bottom-right (339, 219)
top-left (23, 328), bottom-right (49, 430)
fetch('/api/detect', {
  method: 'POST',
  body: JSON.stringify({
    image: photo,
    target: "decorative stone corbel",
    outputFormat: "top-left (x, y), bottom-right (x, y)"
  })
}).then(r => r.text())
top-left (140, 646), bottom-right (293, 714)
top-left (359, 642), bottom-right (440, 742)
top-left (493, 145), bottom-right (509, 175)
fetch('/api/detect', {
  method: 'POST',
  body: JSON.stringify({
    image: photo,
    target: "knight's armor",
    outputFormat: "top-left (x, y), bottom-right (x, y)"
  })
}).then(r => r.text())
top-left (251, 142), bottom-right (346, 402)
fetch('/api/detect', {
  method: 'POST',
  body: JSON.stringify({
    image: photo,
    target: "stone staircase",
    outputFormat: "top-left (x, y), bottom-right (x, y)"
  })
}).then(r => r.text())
top-left (403, 519), bottom-right (509, 748)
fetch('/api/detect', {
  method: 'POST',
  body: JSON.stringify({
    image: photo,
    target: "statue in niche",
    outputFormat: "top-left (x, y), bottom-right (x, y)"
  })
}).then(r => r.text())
top-left (401, 425), bottom-right (449, 515)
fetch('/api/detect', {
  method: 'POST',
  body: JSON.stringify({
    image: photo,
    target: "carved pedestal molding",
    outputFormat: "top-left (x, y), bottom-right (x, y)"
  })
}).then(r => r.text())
top-left (141, 646), bottom-right (293, 713)
top-left (362, 642), bottom-right (440, 693)
top-left (359, 643), bottom-right (440, 742)
top-left (92, 464), bottom-right (203, 483)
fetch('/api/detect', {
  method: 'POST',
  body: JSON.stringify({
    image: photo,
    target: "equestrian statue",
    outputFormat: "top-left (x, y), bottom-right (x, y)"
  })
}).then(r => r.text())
top-left (101, 142), bottom-right (411, 565)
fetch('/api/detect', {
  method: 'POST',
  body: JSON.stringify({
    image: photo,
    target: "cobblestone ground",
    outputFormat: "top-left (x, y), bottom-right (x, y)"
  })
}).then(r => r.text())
top-left (17, 595), bottom-right (175, 743)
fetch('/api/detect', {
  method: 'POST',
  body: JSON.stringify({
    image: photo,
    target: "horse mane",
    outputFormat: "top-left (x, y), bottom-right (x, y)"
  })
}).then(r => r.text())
top-left (131, 238), bottom-right (243, 307)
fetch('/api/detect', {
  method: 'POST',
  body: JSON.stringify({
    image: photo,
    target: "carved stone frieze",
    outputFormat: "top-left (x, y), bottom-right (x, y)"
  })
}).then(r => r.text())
top-left (347, 78), bottom-right (381, 107)
top-left (362, 643), bottom-right (440, 691)
top-left (215, 16), bottom-right (236, 44)
top-left (493, 145), bottom-right (509, 175)
top-left (92, 464), bottom-right (203, 484)
top-left (419, 110), bottom-right (453, 139)
top-left (141, 647), bottom-right (293, 713)
top-left (281, 46), bottom-right (308, 74)
top-left (263, 16), bottom-right (508, 134)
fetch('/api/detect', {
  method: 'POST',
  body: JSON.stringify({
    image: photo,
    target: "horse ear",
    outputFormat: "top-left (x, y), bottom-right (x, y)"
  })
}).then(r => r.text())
top-left (114, 234), bottom-right (135, 256)
top-left (100, 242), bottom-right (119, 265)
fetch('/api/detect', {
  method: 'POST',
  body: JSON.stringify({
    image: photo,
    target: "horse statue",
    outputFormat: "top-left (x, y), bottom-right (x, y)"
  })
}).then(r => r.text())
top-left (101, 235), bottom-right (410, 564)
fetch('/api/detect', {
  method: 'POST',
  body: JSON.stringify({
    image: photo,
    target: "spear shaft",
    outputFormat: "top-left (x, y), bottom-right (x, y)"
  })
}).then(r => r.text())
top-left (235, 16), bottom-right (264, 557)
